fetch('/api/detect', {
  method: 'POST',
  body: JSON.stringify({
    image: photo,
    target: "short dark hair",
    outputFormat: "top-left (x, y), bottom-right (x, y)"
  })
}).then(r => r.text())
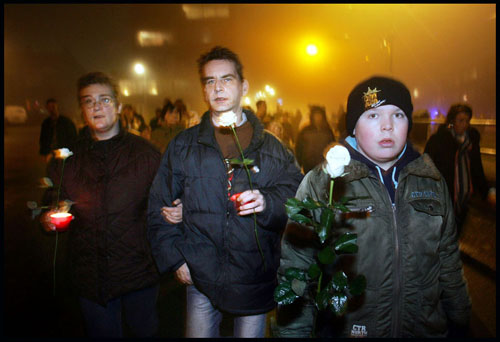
top-left (161, 100), bottom-right (175, 118)
top-left (77, 72), bottom-right (119, 104)
top-left (256, 100), bottom-right (266, 107)
top-left (46, 98), bottom-right (57, 106)
top-left (446, 103), bottom-right (473, 124)
top-left (197, 46), bottom-right (244, 82)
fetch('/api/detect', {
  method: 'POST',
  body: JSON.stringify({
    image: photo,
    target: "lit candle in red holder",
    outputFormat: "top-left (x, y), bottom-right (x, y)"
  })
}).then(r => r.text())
top-left (50, 212), bottom-right (73, 231)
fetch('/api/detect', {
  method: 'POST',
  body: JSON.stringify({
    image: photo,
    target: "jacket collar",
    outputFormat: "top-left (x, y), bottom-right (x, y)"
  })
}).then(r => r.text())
top-left (197, 109), bottom-right (265, 152)
top-left (83, 120), bottom-right (128, 152)
top-left (343, 150), bottom-right (442, 183)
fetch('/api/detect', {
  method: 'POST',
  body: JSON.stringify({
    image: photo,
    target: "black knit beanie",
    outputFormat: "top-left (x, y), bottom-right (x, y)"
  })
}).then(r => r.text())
top-left (346, 76), bottom-right (413, 136)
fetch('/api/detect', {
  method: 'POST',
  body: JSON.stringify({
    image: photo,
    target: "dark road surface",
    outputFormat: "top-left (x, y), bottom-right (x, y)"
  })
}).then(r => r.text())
top-left (3, 124), bottom-right (496, 338)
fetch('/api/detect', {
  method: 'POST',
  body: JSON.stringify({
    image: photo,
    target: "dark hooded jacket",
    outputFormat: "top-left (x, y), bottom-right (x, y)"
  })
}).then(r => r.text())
top-left (295, 110), bottom-right (336, 174)
top-left (45, 128), bottom-right (161, 305)
top-left (147, 110), bottom-right (303, 315)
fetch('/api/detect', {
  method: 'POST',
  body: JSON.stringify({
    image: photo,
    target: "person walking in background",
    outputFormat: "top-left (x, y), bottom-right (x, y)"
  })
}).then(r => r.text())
top-left (150, 100), bottom-right (185, 153)
top-left (40, 72), bottom-right (161, 338)
top-left (276, 76), bottom-right (471, 338)
top-left (150, 107), bottom-right (163, 131)
top-left (39, 98), bottom-right (78, 162)
top-left (295, 105), bottom-right (336, 174)
top-left (147, 46), bottom-right (303, 338)
top-left (121, 104), bottom-right (150, 139)
top-left (256, 99), bottom-right (272, 128)
top-left (424, 103), bottom-right (495, 236)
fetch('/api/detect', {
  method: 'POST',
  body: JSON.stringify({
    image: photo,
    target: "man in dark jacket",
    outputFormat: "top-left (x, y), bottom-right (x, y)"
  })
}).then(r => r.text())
top-left (148, 46), bottom-right (303, 338)
top-left (41, 72), bottom-right (161, 338)
top-left (39, 98), bottom-right (78, 162)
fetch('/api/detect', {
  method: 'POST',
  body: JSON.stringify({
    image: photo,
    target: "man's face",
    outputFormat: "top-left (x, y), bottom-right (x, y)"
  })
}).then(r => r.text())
top-left (165, 110), bottom-right (180, 125)
top-left (312, 112), bottom-right (324, 128)
top-left (202, 59), bottom-right (248, 114)
top-left (257, 102), bottom-right (267, 115)
top-left (79, 83), bottom-right (120, 140)
top-left (354, 104), bottom-right (409, 170)
top-left (47, 102), bottom-right (59, 117)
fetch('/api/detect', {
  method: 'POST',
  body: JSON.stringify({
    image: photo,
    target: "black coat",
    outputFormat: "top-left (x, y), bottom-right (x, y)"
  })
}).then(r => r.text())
top-left (46, 129), bottom-right (161, 305)
top-left (148, 110), bottom-right (303, 315)
top-left (424, 124), bottom-right (489, 201)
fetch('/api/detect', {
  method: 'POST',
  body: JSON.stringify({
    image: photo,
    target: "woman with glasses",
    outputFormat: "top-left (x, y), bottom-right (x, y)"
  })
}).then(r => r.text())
top-left (41, 72), bottom-right (162, 338)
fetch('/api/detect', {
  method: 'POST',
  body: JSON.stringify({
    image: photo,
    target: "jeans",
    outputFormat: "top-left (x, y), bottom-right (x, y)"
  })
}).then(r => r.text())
top-left (79, 284), bottom-right (159, 338)
top-left (186, 285), bottom-right (267, 337)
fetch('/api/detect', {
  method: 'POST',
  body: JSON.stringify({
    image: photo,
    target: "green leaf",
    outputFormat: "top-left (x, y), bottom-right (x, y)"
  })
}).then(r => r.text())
top-left (274, 281), bottom-right (299, 305)
top-left (290, 213), bottom-right (313, 225)
top-left (308, 263), bottom-right (321, 279)
top-left (285, 206), bottom-right (301, 217)
top-left (228, 158), bottom-right (243, 165)
top-left (332, 202), bottom-right (350, 213)
top-left (318, 246), bottom-right (336, 265)
top-left (291, 278), bottom-right (307, 296)
top-left (285, 267), bottom-right (307, 281)
top-left (331, 271), bottom-right (348, 292)
top-left (317, 208), bottom-right (334, 243)
top-left (334, 233), bottom-right (358, 254)
top-left (315, 288), bottom-right (330, 310)
top-left (348, 275), bottom-right (367, 296)
top-left (285, 198), bottom-right (304, 217)
top-left (302, 197), bottom-right (324, 210)
top-left (339, 196), bottom-right (356, 204)
top-left (242, 158), bottom-right (254, 165)
top-left (286, 197), bottom-right (303, 207)
top-left (330, 293), bottom-right (348, 316)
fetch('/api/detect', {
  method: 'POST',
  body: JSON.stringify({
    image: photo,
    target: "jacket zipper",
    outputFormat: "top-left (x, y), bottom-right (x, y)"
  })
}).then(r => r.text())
top-left (390, 201), bottom-right (402, 337)
top-left (376, 170), bottom-right (403, 337)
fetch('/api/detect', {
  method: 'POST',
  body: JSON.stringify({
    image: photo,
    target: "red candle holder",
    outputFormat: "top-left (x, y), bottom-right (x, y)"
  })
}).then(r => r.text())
top-left (50, 212), bottom-right (73, 231)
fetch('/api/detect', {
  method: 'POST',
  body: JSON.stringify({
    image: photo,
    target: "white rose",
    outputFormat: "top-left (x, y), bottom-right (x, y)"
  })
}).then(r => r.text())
top-left (324, 145), bottom-right (350, 178)
top-left (54, 148), bottom-right (73, 159)
top-left (216, 110), bottom-right (238, 127)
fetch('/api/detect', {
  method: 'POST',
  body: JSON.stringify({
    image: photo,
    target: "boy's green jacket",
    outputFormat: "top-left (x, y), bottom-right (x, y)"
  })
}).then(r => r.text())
top-left (276, 153), bottom-right (471, 338)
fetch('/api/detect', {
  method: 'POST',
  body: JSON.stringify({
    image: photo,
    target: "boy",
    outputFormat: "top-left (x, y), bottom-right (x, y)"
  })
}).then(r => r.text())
top-left (276, 76), bottom-right (471, 337)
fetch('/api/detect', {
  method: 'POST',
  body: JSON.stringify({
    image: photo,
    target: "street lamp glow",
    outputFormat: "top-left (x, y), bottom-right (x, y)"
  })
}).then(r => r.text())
top-left (244, 97), bottom-right (251, 105)
top-left (123, 89), bottom-right (130, 96)
top-left (306, 44), bottom-right (318, 56)
top-left (265, 85), bottom-right (275, 96)
top-left (134, 63), bottom-right (145, 75)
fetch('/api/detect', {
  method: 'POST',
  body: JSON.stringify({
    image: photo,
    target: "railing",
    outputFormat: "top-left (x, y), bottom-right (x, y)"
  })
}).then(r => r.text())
top-left (411, 118), bottom-right (496, 155)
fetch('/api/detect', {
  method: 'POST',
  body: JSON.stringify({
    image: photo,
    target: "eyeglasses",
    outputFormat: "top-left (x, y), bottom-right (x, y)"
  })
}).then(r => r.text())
top-left (80, 96), bottom-right (114, 109)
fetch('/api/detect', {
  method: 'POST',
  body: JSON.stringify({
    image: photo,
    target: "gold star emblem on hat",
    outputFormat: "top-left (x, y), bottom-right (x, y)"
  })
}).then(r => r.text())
top-left (363, 87), bottom-right (385, 110)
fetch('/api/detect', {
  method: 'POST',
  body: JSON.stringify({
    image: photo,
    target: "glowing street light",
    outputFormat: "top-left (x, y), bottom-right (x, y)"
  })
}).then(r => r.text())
top-left (265, 85), bottom-right (275, 96)
top-left (134, 63), bottom-right (145, 75)
top-left (133, 62), bottom-right (147, 114)
top-left (243, 97), bottom-right (251, 106)
top-left (306, 44), bottom-right (318, 56)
